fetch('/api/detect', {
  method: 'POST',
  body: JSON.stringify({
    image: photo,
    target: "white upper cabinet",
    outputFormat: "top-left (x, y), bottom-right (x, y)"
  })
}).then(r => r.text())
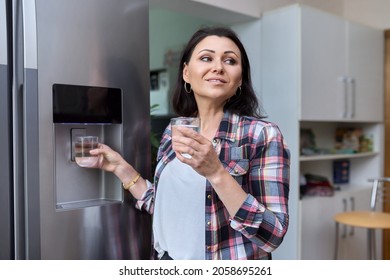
top-left (301, 7), bottom-right (346, 121)
top-left (347, 21), bottom-right (384, 122)
top-left (300, 6), bottom-right (384, 122)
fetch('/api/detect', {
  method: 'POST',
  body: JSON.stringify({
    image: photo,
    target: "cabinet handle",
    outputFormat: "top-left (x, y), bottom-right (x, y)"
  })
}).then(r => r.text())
top-left (349, 78), bottom-right (356, 118)
top-left (349, 196), bottom-right (355, 236)
top-left (342, 198), bottom-right (348, 211)
top-left (342, 198), bottom-right (347, 238)
top-left (340, 76), bottom-right (348, 118)
top-left (350, 196), bottom-right (355, 211)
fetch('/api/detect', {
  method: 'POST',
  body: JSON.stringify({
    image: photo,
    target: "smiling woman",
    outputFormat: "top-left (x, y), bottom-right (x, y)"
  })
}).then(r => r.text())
top-left (85, 26), bottom-right (290, 260)
top-left (172, 27), bottom-right (263, 121)
top-left (182, 36), bottom-right (243, 115)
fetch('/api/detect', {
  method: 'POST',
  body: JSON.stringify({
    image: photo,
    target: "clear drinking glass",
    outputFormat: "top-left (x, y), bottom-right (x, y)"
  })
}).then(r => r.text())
top-left (171, 117), bottom-right (200, 158)
top-left (74, 136), bottom-right (99, 167)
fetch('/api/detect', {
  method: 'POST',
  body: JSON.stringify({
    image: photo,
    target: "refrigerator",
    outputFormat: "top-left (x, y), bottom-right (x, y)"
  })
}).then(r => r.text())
top-left (0, 0), bottom-right (152, 259)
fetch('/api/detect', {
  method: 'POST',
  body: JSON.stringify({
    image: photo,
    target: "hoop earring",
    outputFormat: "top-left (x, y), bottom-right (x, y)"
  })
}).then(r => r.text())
top-left (235, 86), bottom-right (242, 97)
top-left (184, 82), bottom-right (192, 93)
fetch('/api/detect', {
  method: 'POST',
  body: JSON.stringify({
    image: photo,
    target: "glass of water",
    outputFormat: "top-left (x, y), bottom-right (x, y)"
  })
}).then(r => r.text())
top-left (74, 136), bottom-right (99, 167)
top-left (171, 117), bottom-right (200, 158)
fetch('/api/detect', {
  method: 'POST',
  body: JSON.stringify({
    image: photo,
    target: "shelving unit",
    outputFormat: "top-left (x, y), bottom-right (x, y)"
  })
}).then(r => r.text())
top-left (300, 152), bottom-right (378, 162)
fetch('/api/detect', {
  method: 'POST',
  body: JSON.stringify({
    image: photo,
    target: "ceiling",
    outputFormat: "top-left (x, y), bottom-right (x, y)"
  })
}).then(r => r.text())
top-left (150, 0), bottom-right (390, 30)
top-left (149, 0), bottom-right (258, 25)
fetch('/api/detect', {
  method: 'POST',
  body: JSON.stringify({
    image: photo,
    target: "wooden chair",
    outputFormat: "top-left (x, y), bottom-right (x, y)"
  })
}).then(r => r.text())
top-left (334, 178), bottom-right (390, 259)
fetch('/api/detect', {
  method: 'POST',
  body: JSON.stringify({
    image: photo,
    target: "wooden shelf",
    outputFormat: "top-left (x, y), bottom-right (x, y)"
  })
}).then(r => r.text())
top-left (300, 151), bottom-right (378, 162)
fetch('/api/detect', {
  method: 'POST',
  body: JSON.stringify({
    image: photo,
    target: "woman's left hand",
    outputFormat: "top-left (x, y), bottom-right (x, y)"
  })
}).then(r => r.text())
top-left (171, 126), bottom-right (224, 178)
top-left (172, 126), bottom-right (247, 217)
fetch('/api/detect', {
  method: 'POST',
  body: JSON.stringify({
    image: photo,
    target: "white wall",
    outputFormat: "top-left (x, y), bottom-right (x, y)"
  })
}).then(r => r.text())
top-left (149, 9), bottom-right (215, 70)
top-left (231, 21), bottom-right (262, 98)
top-left (257, 0), bottom-right (343, 16)
top-left (343, 0), bottom-right (390, 29)
top-left (193, 0), bottom-right (261, 18)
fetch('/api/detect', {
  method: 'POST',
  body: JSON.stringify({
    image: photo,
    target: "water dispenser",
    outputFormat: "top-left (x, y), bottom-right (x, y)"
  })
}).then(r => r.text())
top-left (52, 83), bottom-right (123, 210)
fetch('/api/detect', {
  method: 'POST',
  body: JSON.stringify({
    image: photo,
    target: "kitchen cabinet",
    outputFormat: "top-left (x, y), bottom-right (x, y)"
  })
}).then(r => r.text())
top-left (300, 7), bottom-right (346, 121)
top-left (261, 4), bottom-right (384, 260)
top-left (301, 6), bottom-right (384, 122)
top-left (301, 187), bottom-right (374, 259)
top-left (300, 194), bottom-right (336, 260)
top-left (347, 21), bottom-right (384, 122)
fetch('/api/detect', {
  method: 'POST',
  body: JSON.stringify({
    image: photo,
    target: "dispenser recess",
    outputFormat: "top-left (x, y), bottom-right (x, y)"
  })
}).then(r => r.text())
top-left (53, 84), bottom-right (123, 210)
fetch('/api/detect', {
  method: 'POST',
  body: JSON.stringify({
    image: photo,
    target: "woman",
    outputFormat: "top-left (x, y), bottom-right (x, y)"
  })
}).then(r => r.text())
top-left (90, 26), bottom-right (290, 260)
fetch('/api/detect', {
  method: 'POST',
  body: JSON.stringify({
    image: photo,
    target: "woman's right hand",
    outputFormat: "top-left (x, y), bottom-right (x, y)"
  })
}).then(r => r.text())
top-left (88, 144), bottom-right (146, 199)
top-left (89, 143), bottom-right (126, 173)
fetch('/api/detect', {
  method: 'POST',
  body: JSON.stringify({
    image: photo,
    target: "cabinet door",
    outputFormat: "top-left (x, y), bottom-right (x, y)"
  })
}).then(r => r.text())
top-left (347, 22), bottom-right (384, 122)
top-left (301, 188), bottom-right (372, 260)
top-left (336, 188), bottom-right (371, 260)
top-left (301, 6), bottom-right (347, 121)
top-left (301, 196), bottom-right (338, 259)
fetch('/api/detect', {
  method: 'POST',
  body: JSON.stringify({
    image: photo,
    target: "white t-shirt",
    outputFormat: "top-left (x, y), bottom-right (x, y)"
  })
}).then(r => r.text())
top-left (153, 157), bottom-right (206, 260)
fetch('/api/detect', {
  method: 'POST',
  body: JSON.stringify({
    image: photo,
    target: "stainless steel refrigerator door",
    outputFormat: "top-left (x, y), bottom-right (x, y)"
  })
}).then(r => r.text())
top-left (23, 0), bottom-right (152, 259)
top-left (0, 0), bottom-right (13, 260)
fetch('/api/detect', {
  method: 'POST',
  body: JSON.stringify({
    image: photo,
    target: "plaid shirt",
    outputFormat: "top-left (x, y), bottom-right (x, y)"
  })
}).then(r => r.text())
top-left (136, 111), bottom-right (290, 260)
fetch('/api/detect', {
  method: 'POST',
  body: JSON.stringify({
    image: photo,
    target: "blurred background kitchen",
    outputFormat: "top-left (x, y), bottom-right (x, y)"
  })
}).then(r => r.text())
top-left (149, 0), bottom-right (390, 260)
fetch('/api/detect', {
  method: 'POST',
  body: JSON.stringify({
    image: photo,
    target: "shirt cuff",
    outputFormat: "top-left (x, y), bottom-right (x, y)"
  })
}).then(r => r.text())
top-left (230, 194), bottom-right (265, 236)
top-left (135, 179), bottom-right (154, 211)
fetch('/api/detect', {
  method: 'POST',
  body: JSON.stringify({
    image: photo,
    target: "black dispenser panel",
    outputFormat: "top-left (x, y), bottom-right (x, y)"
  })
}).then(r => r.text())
top-left (53, 84), bottom-right (122, 124)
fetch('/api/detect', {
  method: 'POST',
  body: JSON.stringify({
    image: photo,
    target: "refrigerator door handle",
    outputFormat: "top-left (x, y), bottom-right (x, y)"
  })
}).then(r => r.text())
top-left (12, 0), bottom-right (26, 260)
top-left (21, 0), bottom-right (37, 70)
top-left (12, 0), bottom-right (40, 260)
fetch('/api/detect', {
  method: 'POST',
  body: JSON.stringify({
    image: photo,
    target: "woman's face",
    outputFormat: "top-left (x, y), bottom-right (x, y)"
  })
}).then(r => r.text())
top-left (183, 35), bottom-right (242, 106)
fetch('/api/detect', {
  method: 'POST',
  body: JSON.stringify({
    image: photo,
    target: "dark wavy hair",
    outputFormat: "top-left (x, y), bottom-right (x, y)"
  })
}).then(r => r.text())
top-left (172, 26), bottom-right (265, 119)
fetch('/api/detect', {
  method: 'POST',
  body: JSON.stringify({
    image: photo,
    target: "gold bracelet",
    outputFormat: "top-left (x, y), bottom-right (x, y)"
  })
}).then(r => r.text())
top-left (122, 173), bottom-right (141, 190)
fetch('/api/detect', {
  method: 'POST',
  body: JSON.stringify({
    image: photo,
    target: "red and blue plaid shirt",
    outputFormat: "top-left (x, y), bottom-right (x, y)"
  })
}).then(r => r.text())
top-left (137, 111), bottom-right (290, 260)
